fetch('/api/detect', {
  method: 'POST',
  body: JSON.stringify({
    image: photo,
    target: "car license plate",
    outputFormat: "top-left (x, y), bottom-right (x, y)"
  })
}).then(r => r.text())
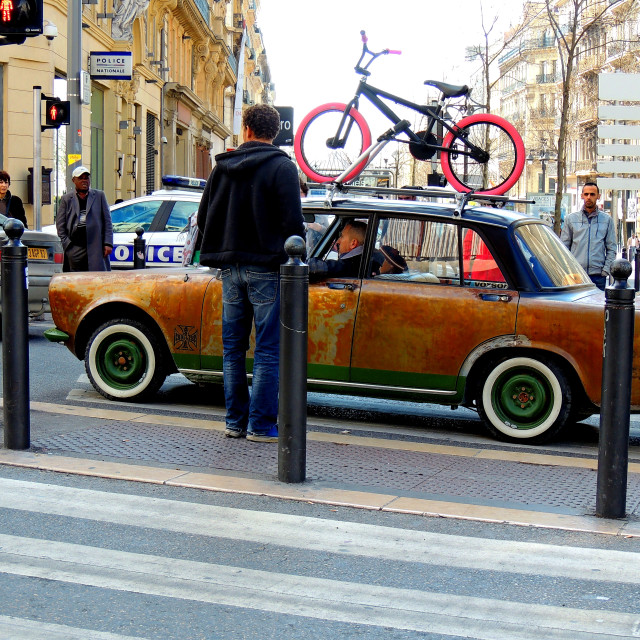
top-left (28, 247), bottom-right (49, 260)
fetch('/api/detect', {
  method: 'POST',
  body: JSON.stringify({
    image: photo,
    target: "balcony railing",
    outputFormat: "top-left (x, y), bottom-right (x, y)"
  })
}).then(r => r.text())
top-left (579, 50), bottom-right (606, 70)
top-left (499, 36), bottom-right (556, 63)
top-left (606, 41), bottom-right (626, 59)
top-left (536, 73), bottom-right (558, 84)
top-left (575, 159), bottom-right (597, 173)
top-left (227, 53), bottom-right (238, 76)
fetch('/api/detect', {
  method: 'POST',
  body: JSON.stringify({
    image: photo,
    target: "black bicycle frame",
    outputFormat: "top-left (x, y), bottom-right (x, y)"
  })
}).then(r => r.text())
top-left (330, 79), bottom-right (481, 159)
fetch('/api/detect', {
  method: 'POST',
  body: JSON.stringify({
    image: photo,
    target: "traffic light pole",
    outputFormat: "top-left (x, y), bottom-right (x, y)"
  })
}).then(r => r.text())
top-left (67, 0), bottom-right (83, 181)
top-left (32, 86), bottom-right (42, 230)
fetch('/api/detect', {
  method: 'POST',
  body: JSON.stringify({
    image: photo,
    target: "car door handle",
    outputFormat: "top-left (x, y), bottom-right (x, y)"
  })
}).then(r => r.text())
top-left (327, 282), bottom-right (357, 291)
top-left (480, 293), bottom-right (510, 302)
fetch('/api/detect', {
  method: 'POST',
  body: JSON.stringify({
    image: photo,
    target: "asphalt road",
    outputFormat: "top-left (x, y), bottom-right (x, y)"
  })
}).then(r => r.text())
top-left (0, 321), bottom-right (639, 638)
top-left (0, 464), bottom-right (639, 640)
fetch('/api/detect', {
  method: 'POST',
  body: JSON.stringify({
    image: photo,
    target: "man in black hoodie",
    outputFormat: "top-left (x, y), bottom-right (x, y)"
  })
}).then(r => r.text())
top-left (197, 104), bottom-right (304, 443)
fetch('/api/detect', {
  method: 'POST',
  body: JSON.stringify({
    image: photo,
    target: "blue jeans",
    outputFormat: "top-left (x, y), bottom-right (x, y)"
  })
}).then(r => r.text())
top-left (590, 274), bottom-right (607, 291)
top-left (220, 265), bottom-right (280, 434)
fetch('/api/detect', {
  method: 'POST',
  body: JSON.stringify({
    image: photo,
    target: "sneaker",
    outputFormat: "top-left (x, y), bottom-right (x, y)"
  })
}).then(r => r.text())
top-left (224, 428), bottom-right (246, 438)
top-left (246, 427), bottom-right (278, 443)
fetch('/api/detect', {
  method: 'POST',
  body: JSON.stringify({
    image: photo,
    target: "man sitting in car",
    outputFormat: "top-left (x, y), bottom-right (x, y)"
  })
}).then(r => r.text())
top-left (308, 220), bottom-right (369, 280)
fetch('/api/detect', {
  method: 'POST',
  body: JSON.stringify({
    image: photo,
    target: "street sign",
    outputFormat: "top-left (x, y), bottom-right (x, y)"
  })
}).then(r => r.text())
top-left (598, 125), bottom-right (640, 140)
top-left (598, 144), bottom-right (640, 156)
top-left (597, 178), bottom-right (640, 190)
top-left (599, 74), bottom-right (640, 101)
top-left (273, 106), bottom-right (293, 147)
top-left (597, 161), bottom-right (640, 173)
top-left (599, 105), bottom-right (640, 120)
top-left (598, 74), bottom-right (640, 194)
top-left (80, 70), bottom-right (91, 105)
top-left (89, 51), bottom-right (132, 79)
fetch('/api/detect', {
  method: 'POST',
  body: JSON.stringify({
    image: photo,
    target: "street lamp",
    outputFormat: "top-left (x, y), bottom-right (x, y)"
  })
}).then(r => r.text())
top-left (527, 149), bottom-right (552, 194)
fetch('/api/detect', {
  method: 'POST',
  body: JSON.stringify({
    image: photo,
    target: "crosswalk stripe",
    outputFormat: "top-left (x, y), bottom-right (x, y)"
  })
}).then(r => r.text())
top-left (0, 533), bottom-right (638, 639)
top-left (0, 615), bottom-right (147, 640)
top-left (0, 477), bottom-right (639, 585)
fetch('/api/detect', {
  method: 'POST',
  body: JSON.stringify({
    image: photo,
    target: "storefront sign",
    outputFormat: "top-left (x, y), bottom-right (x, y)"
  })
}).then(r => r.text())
top-left (90, 52), bottom-right (132, 79)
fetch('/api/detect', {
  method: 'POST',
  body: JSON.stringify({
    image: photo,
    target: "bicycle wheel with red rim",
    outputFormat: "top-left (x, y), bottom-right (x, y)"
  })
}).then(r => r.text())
top-left (440, 114), bottom-right (525, 195)
top-left (294, 103), bottom-right (372, 184)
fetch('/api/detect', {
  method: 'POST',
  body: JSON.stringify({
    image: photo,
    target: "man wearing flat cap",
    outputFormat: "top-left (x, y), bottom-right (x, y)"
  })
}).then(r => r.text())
top-left (56, 166), bottom-right (113, 272)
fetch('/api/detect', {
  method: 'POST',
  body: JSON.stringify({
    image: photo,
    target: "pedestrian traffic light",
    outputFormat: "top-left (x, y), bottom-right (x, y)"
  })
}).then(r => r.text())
top-left (0, 0), bottom-right (43, 37)
top-left (45, 99), bottom-right (70, 128)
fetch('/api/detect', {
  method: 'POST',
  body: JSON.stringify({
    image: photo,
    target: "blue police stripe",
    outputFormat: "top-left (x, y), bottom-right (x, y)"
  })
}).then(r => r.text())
top-left (110, 244), bottom-right (184, 265)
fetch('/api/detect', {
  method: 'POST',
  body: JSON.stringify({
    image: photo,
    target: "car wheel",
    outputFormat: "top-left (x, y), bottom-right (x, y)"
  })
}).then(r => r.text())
top-left (85, 318), bottom-right (167, 401)
top-left (476, 356), bottom-right (571, 444)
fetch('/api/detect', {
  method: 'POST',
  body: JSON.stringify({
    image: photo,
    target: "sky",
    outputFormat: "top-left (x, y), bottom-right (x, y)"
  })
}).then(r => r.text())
top-left (258, 0), bottom-right (523, 134)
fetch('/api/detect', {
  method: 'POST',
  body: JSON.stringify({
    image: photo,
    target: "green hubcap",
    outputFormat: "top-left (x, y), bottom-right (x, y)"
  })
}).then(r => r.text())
top-left (492, 370), bottom-right (552, 430)
top-left (96, 337), bottom-right (146, 389)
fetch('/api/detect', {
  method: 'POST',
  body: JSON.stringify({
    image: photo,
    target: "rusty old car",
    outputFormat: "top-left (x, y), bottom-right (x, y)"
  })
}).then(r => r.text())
top-left (44, 189), bottom-right (633, 444)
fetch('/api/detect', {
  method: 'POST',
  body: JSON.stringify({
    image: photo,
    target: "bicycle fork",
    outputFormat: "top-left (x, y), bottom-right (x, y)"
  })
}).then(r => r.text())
top-left (332, 119), bottom-right (412, 185)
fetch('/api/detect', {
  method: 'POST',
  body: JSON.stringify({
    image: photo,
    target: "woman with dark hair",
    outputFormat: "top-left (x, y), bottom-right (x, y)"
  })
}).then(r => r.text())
top-left (0, 170), bottom-right (27, 228)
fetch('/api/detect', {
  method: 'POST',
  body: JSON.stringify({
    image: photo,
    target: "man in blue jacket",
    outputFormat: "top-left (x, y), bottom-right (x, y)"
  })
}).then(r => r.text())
top-left (197, 104), bottom-right (305, 443)
top-left (561, 182), bottom-right (616, 290)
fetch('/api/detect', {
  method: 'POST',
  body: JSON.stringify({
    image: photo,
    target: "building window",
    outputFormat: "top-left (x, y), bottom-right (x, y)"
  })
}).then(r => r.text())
top-left (90, 87), bottom-right (104, 190)
top-left (146, 112), bottom-right (157, 195)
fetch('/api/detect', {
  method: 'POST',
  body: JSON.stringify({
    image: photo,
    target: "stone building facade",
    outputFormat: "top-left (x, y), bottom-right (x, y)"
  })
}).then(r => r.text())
top-left (0, 0), bottom-right (270, 226)
top-left (496, 0), bottom-right (640, 220)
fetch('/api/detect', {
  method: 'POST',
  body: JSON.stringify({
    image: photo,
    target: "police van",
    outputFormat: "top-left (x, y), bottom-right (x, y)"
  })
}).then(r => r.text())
top-left (45, 175), bottom-right (205, 269)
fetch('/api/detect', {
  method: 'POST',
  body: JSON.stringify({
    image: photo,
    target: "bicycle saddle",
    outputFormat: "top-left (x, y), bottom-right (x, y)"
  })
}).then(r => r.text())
top-left (424, 81), bottom-right (470, 98)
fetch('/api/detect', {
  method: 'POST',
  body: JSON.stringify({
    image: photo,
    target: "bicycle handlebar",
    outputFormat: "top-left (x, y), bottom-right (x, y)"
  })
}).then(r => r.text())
top-left (356, 31), bottom-right (401, 75)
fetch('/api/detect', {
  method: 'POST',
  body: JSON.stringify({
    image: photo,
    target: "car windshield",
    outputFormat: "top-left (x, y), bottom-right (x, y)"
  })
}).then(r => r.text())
top-left (515, 222), bottom-right (591, 288)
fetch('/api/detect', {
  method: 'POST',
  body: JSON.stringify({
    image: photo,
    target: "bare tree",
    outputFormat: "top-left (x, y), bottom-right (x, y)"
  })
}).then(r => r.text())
top-left (544, 0), bottom-right (631, 235)
top-left (466, 1), bottom-right (531, 114)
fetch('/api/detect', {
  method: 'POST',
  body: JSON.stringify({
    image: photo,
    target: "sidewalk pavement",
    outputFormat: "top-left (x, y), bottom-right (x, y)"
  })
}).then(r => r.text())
top-left (1, 398), bottom-right (640, 538)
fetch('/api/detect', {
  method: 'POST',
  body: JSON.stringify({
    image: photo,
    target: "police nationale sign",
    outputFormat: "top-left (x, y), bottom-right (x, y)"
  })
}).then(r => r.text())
top-left (90, 52), bottom-right (133, 79)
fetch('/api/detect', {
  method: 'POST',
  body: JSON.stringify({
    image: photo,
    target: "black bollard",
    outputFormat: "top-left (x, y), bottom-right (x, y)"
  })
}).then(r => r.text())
top-left (635, 250), bottom-right (640, 293)
top-left (278, 235), bottom-right (308, 483)
top-left (2, 219), bottom-right (30, 449)
top-left (133, 227), bottom-right (146, 269)
top-left (596, 259), bottom-right (635, 518)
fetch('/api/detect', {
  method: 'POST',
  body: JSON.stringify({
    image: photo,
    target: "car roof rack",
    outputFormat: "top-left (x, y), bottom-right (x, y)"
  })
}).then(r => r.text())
top-left (320, 182), bottom-right (533, 216)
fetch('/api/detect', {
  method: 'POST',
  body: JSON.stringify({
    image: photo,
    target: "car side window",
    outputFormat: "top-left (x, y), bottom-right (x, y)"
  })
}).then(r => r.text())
top-left (462, 228), bottom-right (507, 288)
top-left (111, 200), bottom-right (163, 232)
top-left (165, 200), bottom-right (200, 233)
top-left (367, 217), bottom-right (459, 285)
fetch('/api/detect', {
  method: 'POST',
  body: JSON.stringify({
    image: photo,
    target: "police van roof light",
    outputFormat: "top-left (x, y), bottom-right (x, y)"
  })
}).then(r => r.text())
top-left (161, 175), bottom-right (206, 191)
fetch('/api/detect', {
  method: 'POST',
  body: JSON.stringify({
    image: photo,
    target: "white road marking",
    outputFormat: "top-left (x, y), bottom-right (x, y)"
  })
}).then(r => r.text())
top-left (0, 615), bottom-right (148, 639)
top-left (0, 478), bottom-right (638, 584)
top-left (0, 533), bottom-right (638, 639)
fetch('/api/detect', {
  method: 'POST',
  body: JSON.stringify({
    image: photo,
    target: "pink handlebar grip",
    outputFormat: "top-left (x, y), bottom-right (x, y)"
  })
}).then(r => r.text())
top-left (387, 49), bottom-right (402, 55)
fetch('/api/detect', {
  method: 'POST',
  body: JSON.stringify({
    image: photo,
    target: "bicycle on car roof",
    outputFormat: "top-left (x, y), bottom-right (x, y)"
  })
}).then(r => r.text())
top-left (294, 31), bottom-right (525, 195)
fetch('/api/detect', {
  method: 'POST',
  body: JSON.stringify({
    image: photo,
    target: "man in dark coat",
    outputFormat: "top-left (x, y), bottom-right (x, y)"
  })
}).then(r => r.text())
top-left (56, 166), bottom-right (113, 272)
top-left (197, 104), bottom-right (304, 443)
